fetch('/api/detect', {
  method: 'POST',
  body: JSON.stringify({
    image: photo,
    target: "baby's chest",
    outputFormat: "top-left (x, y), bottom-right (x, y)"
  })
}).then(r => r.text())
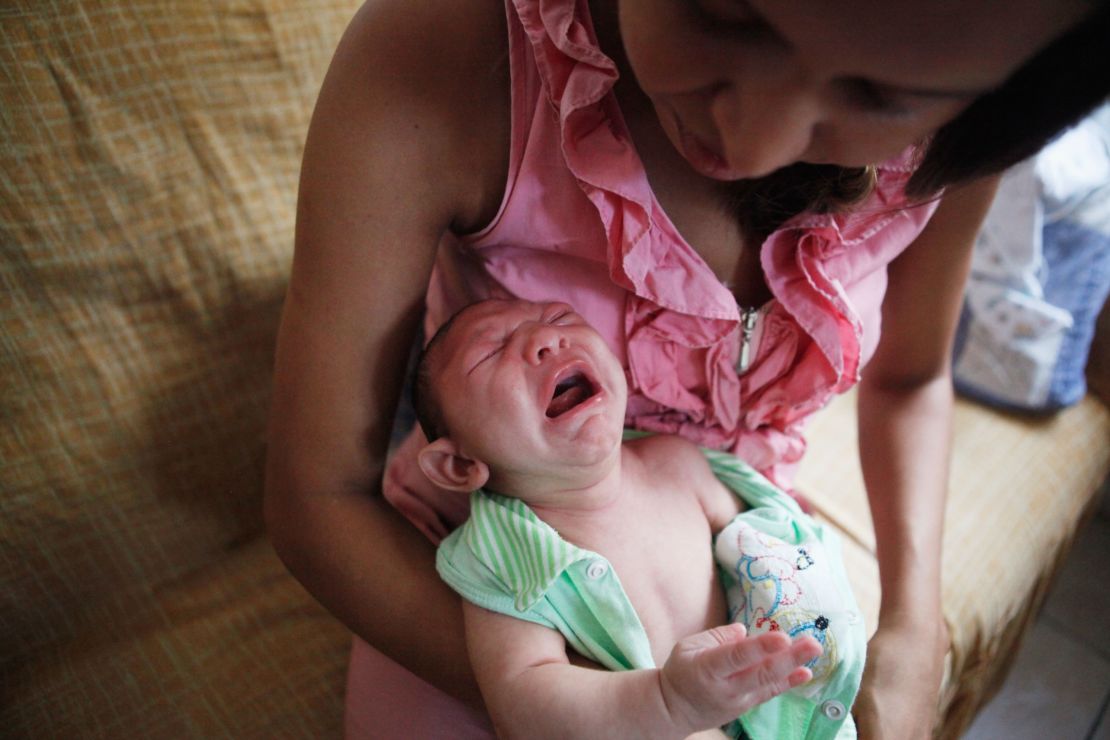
top-left (603, 509), bottom-right (727, 661)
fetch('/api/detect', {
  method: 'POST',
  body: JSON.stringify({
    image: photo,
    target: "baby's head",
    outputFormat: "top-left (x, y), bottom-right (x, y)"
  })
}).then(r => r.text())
top-left (413, 298), bottom-right (628, 496)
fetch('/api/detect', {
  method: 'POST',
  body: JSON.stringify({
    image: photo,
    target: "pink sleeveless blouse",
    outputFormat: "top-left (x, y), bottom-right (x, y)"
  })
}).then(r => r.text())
top-left (423, 0), bottom-right (939, 489)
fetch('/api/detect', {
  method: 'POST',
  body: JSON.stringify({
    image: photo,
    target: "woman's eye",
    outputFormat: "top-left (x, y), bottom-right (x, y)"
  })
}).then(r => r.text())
top-left (690, 0), bottom-right (765, 33)
top-left (692, 0), bottom-right (755, 23)
top-left (842, 79), bottom-right (913, 118)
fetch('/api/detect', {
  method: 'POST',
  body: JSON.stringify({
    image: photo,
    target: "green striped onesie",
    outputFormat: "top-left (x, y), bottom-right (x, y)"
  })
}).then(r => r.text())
top-left (436, 446), bottom-right (864, 739)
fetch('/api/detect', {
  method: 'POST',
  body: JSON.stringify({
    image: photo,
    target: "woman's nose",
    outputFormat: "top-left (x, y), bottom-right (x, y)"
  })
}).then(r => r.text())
top-left (524, 325), bottom-right (568, 364)
top-left (712, 70), bottom-right (822, 177)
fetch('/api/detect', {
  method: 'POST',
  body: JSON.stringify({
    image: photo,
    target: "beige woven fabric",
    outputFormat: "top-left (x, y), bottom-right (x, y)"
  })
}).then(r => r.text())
top-left (3, 0), bottom-right (1108, 737)
top-left (3, 540), bottom-right (350, 737)
top-left (797, 390), bottom-right (1110, 739)
top-left (1, 0), bottom-right (358, 735)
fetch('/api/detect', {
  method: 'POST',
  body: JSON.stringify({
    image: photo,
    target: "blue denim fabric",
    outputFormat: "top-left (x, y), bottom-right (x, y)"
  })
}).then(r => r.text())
top-left (1041, 218), bottom-right (1110, 408)
top-left (954, 205), bottom-right (1110, 413)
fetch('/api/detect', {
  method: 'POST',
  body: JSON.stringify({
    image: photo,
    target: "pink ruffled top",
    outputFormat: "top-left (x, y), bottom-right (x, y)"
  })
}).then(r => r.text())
top-left (422, 0), bottom-right (940, 492)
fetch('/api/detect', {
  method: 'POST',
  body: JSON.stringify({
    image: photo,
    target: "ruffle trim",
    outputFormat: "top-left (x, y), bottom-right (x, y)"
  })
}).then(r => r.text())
top-left (511, 0), bottom-right (939, 478)
top-left (512, 0), bottom-right (739, 332)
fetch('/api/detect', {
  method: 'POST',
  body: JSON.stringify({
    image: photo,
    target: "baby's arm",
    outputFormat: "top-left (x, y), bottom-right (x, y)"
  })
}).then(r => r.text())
top-left (464, 603), bottom-right (818, 739)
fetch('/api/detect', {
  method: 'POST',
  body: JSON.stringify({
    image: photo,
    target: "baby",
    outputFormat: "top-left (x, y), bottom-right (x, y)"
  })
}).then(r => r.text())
top-left (414, 298), bottom-right (865, 739)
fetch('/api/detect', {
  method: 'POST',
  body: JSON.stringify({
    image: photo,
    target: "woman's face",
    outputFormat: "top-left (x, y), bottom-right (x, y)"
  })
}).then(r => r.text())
top-left (616, 0), bottom-right (1091, 180)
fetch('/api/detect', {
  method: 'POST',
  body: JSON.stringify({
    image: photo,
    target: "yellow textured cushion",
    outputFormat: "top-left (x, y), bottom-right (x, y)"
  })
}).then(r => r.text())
top-left (796, 390), bottom-right (1110, 738)
top-left (3, 540), bottom-right (350, 736)
top-left (1, 0), bottom-right (358, 733)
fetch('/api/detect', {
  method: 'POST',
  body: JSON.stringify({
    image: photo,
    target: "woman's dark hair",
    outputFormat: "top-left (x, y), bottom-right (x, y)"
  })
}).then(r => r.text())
top-left (729, 2), bottom-right (1110, 240)
top-left (907, 1), bottom-right (1110, 198)
top-left (724, 162), bottom-right (877, 241)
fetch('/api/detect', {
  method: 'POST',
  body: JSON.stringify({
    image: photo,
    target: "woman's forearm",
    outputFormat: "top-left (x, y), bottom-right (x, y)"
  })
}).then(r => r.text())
top-left (265, 481), bottom-right (486, 709)
top-left (856, 373), bottom-right (953, 624)
top-left (855, 176), bottom-right (998, 624)
top-left (848, 176), bottom-right (995, 739)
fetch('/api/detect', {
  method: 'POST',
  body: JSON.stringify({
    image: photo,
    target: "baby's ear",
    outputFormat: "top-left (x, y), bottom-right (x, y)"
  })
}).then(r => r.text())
top-left (417, 437), bottom-right (490, 493)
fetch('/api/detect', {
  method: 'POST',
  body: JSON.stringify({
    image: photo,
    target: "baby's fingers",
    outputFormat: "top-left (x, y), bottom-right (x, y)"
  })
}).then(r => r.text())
top-left (661, 628), bottom-right (824, 732)
top-left (727, 635), bottom-right (823, 704)
top-left (692, 624), bottom-right (794, 678)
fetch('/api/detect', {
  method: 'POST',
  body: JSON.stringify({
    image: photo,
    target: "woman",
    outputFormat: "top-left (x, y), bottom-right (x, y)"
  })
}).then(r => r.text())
top-left (265, 0), bottom-right (1110, 736)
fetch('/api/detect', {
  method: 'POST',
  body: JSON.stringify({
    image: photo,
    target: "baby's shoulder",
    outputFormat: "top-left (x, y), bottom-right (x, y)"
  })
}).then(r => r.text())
top-left (627, 435), bottom-right (742, 525)
top-left (627, 434), bottom-right (716, 485)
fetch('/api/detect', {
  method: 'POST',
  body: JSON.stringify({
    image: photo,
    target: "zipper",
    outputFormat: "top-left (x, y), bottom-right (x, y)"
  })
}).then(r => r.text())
top-left (737, 305), bottom-right (766, 374)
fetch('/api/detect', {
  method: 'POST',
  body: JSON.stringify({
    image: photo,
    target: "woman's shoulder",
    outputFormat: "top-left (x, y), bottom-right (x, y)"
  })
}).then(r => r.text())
top-left (341, 0), bottom-right (508, 96)
top-left (327, 0), bottom-right (512, 230)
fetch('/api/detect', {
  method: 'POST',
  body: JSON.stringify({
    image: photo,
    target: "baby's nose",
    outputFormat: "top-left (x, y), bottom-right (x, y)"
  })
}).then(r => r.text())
top-left (525, 325), bottom-right (568, 363)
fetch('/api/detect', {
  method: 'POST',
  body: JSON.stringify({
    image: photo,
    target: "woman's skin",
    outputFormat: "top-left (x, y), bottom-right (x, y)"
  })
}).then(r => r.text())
top-left (265, 0), bottom-right (1091, 735)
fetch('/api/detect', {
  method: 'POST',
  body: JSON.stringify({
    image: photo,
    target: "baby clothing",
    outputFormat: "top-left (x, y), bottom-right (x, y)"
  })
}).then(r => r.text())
top-left (437, 446), bottom-right (866, 740)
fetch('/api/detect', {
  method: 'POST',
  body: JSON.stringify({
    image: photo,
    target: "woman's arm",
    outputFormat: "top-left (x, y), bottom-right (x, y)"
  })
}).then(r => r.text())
top-left (853, 175), bottom-right (1000, 739)
top-left (263, 0), bottom-right (509, 707)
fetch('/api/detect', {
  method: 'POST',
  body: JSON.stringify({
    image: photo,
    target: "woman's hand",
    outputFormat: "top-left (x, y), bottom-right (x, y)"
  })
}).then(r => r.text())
top-left (853, 616), bottom-right (950, 739)
top-left (383, 426), bottom-right (471, 544)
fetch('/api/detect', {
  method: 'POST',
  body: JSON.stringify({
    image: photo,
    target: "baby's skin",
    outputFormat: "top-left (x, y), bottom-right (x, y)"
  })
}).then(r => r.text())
top-left (417, 298), bottom-right (823, 739)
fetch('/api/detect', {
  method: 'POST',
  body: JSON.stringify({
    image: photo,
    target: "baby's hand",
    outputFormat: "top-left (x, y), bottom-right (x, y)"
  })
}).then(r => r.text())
top-left (659, 622), bottom-right (822, 734)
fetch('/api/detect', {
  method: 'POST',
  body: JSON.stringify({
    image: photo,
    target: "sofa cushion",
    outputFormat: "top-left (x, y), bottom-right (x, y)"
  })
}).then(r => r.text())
top-left (0, 0), bottom-right (358, 712)
top-left (796, 390), bottom-right (1110, 738)
top-left (2, 539), bottom-right (351, 737)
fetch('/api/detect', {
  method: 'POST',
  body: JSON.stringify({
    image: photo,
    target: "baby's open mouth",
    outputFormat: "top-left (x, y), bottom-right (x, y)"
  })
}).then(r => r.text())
top-left (546, 370), bottom-right (598, 418)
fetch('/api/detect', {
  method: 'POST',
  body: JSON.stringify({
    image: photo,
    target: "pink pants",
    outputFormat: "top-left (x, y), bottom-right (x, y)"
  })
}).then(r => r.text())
top-left (344, 637), bottom-right (494, 739)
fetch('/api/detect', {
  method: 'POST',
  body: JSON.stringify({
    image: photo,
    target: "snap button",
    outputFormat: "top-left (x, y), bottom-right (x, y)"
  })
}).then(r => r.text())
top-left (585, 560), bottom-right (609, 579)
top-left (820, 700), bottom-right (846, 721)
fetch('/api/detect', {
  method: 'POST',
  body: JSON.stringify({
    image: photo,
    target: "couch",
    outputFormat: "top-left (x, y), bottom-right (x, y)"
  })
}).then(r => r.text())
top-left (2, 2), bottom-right (1107, 738)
